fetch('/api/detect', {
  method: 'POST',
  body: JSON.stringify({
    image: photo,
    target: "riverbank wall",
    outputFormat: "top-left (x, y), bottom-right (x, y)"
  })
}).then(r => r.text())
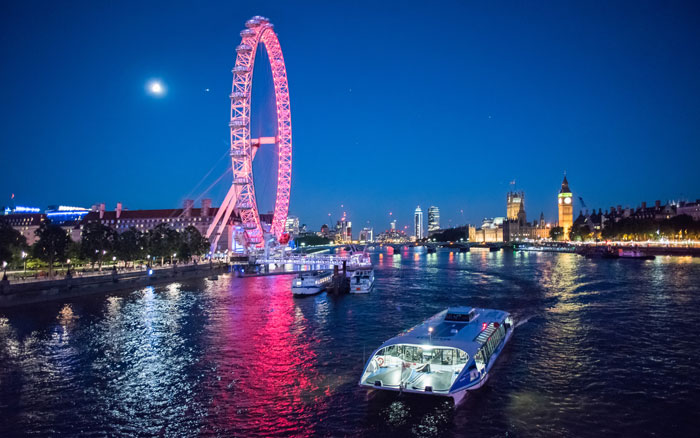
top-left (0, 263), bottom-right (229, 308)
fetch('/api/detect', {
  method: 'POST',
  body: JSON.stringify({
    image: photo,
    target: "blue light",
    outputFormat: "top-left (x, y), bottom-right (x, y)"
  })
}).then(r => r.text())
top-left (46, 211), bottom-right (89, 217)
top-left (148, 269), bottom-right (153, 276)
top-left (14, 206), bottom-right (41, 213)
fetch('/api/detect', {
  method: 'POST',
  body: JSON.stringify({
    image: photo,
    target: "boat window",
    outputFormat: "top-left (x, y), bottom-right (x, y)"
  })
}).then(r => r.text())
top-left (476, 323), bottom-right (507, 366)
top-left (457, 349), bottom-right (468, 364)
top-left (362, 344), bottom-right (471, 392)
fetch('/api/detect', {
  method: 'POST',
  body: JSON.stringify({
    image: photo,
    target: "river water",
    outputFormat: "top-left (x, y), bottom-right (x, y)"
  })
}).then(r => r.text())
top-left (1, 249), bottom-right (699, 437)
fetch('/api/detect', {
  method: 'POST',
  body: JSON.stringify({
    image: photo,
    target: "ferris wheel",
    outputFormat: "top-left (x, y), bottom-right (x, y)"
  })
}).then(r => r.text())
top-left (206, 16), bottom-right (292, 250)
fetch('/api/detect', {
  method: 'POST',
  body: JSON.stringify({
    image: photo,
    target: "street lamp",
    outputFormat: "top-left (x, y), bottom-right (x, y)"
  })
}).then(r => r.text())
top-left (21, 251), bottom-right (27, 274)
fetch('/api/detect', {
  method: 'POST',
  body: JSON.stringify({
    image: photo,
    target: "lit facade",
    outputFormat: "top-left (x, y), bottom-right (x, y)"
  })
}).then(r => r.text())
top-left (285, 216), bottom-right (300, 235)
top-left (470, 218), bottom-right (505, 243)
top-left (80, 199), bottom-right (274, 252)
top-left (414, 206), bottom-right (424, 240)
top-left (335, 218), bottom-right (352, 242)
top-left (557, 176), bottom-right (573, 237)
top-left (359, 227), bottom-right (373, 243)
top-left (428, 206), bottom-right (440, 233)
top-left (506, 191), bottom-right (525, 222)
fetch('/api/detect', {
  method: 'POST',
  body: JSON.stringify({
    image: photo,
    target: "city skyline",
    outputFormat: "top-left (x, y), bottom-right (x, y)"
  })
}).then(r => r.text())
top-left (2, 1), bottom-right (700, 230)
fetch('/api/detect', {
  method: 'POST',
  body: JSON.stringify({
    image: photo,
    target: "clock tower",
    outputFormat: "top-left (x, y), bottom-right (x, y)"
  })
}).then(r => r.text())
top-left (558, 175), bottom-right (573, 238)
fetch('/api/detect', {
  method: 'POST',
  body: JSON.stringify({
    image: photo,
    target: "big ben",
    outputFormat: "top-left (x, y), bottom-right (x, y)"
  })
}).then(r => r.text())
top-left (558, 175), bottom-right (573, 237)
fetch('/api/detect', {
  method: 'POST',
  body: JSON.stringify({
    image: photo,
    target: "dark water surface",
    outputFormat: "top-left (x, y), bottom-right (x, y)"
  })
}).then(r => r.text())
top-left (2, 250), bottom-right (700, 437)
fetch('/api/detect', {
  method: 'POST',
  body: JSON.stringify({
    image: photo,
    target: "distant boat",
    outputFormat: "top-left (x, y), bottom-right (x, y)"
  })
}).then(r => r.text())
top-left (618, 249), bottom-right (655, 260)
top-left (583, 247), bottom-right (654, 260)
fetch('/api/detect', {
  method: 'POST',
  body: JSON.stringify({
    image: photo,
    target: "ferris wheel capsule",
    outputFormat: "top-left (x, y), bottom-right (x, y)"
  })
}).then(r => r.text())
top-left (236, 44), bottom-right (253, 53)
top-left (232, 65), bottom-right (250, 75)
top-left (240, 29), bottom-right (256, 38)
top-left (245, 18), bottom-right (261, 28)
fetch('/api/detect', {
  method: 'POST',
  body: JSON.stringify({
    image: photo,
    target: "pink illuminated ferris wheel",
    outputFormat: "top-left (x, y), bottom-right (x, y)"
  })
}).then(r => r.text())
top-left (206, 16), bottom-right (292, 250)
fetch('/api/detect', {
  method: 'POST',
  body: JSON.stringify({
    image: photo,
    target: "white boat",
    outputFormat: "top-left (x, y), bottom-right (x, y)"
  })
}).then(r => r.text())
top-left (347, 251), bottom-right (372, 270)
top-left (291, 271), bottom-right (332, 296)
top-left (350, 269), bottom-right (374, 293)
top-left (359, 307), bottom-right (514, 403)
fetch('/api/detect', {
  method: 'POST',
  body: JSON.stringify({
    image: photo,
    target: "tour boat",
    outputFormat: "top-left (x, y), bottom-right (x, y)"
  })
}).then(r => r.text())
top-left (359, 306), bottom-right (514, 403)
top-left (618, 249), bottom-right (655, 260)
top-left (291, 271), bottom-right (333, 296)
top-left (350, 269), bottom-right (375, 293)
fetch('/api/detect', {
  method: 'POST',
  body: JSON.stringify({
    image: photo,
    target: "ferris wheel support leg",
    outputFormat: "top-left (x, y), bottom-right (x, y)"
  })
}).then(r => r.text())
top-left (206, 184), bottom-right (239, 252)
top-left (212, 188), bottom-right (240, 252)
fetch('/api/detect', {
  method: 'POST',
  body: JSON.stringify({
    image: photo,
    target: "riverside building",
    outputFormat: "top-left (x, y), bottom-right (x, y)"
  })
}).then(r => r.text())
top-left (414, 206), bottom-right (424, 240)
top-left (428, 206), bottom-right (440, 234)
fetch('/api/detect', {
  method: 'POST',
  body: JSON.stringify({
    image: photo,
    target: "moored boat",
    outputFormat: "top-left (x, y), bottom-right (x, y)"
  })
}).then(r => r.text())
top-left (618, 249), bottom-right (655, 260)
top-left (350, 269), bottom-right (374, 293)
top-left (292, 271), bottom-right (332, 296)
top-left (359, 306), bottom-right (514, 403)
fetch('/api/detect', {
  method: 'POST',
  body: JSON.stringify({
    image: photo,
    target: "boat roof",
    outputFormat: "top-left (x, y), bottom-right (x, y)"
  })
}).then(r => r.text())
top-left (377, 307), bottom-right (510, 355)
top-left (297, 270), bottom-right (331, 277)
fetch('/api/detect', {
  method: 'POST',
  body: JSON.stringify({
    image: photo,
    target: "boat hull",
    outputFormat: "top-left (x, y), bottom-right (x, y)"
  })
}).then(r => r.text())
top-left (292, 286), bottom-right (324, 296)
top-left (350, 283), bottom-right (373, 294)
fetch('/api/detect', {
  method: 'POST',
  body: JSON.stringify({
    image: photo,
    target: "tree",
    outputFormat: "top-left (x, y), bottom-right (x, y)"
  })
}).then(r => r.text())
top-left (569, 224), bottom-right (591, 242)
top-left (80, 222), bottom-right (117, 270)
top-left (33, 221), bottom-right (71, 277)
top-left (294, 234), bottom-right (331, 247)
top-left (549, 226), bottom-right (564, 241)
top-left (146, 223), bottom-right (180, 265)
top-left (0, 219), bottom-right (27, 267)
top-left (177, 226), bottom-right (209, 262)
top-left (115, 227), bottom-right (145, 267)
top-left (429, 226), bottom-right (469, 242)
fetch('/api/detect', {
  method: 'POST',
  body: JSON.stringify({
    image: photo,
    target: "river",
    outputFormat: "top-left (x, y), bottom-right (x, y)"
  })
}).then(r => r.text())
top-left (1, 249), bottom-right (699, 437)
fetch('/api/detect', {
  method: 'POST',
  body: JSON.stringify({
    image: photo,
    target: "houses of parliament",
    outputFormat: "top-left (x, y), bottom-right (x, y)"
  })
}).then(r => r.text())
top-left (469, 175), bottom-right (573, 242)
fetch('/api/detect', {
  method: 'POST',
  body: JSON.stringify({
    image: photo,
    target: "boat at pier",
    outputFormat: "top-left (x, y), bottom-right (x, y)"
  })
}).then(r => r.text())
top-left (618, 249), bottom-right (655, 260)
top-left (359, 306), bottom-right (514, 403)
top-left (582, 247), bottom-right (655, 260)
top-left (350, 269), bottom-right (374, 293)
top-left (291, 271), bottom-right (332, 296)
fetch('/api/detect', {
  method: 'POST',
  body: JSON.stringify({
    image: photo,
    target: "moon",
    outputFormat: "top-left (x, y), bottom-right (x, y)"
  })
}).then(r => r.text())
top-left (147, 80), bottom-right (165, 96)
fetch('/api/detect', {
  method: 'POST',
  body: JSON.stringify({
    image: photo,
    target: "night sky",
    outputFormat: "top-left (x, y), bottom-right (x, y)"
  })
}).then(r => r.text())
top-left (2, 1), bottom-right (699, 232)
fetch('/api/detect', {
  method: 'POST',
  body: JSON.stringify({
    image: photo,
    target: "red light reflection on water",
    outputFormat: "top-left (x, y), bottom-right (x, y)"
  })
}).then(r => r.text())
top-left (201, 276), bottom-right (325, 436)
